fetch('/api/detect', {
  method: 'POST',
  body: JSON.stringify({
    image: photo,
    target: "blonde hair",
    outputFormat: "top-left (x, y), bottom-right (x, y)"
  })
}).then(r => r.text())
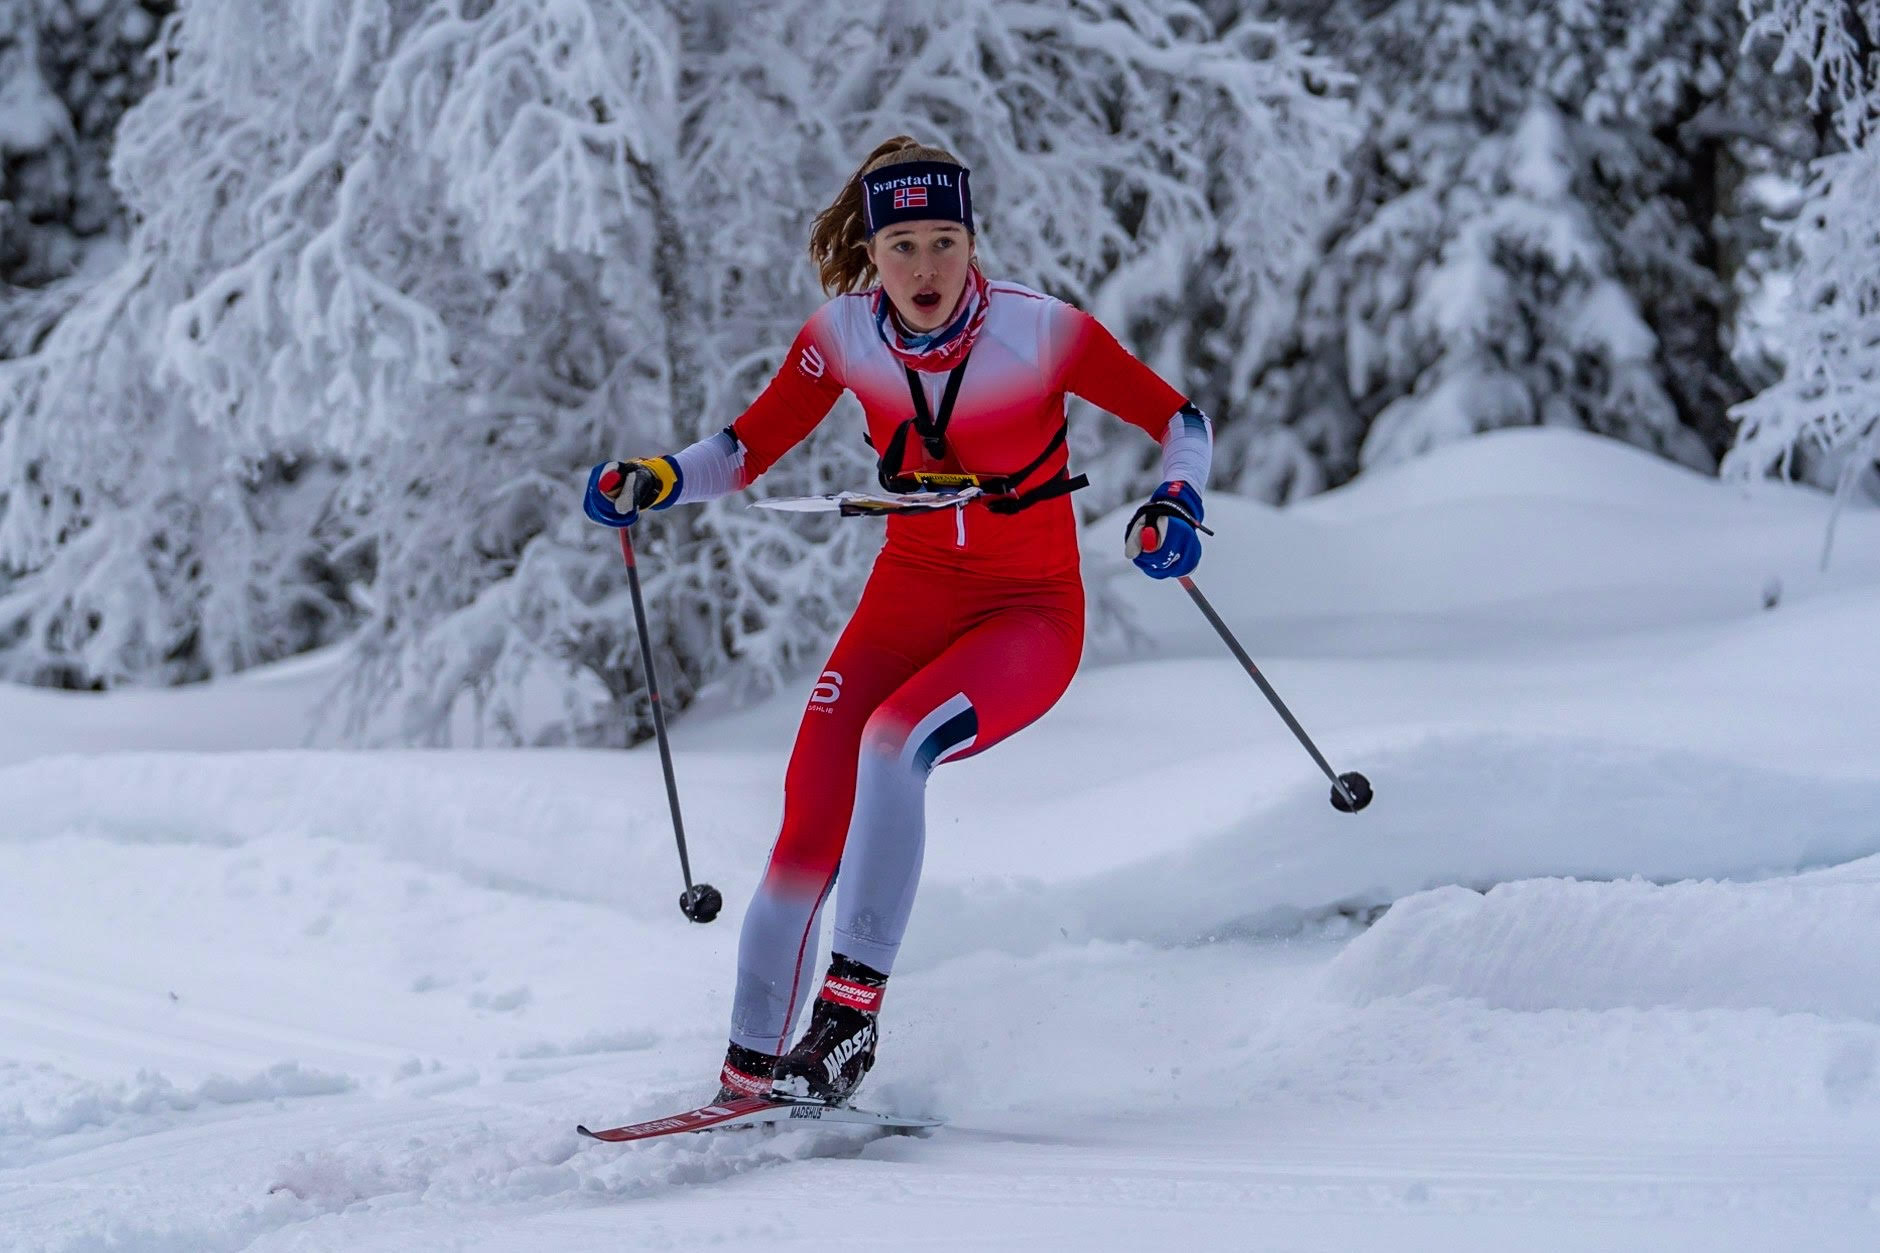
top-left (808, 136), bottom-right (970, 295)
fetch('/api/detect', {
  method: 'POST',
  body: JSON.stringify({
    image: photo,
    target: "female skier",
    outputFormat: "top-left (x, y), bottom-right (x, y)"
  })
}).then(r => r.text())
top-left (584, 136), bottom-right (1213, 1106)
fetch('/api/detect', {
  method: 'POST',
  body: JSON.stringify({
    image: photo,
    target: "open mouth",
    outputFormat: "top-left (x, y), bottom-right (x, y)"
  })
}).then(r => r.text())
top-left (912, 291), bottom-right (942, 311)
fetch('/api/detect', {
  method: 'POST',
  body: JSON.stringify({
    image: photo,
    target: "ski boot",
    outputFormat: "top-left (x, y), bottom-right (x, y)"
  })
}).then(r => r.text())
top-left (771, 955), bottom-right (886, 1105)
top-left (715, 1042), bottom-right (777, 1104)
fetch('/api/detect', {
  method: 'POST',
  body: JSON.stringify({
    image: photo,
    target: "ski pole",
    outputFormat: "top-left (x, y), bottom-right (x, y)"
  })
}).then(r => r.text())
top-left (1177, 575), bottom-right (1372, 813)
top-left (618, 527), bottom-right (722, 922)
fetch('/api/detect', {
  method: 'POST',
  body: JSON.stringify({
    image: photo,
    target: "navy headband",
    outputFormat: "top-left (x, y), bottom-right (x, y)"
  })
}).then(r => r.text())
top-left (861, 160), bottom-right (974, 237)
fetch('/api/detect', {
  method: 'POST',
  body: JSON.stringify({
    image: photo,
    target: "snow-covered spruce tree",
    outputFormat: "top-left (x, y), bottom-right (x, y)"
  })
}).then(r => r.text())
top-left (0, 1), bottom-right (172, 354)
top-left (0, 0), bottom-right (1350, 743)
top-left (1728, 1), bottom-right (1880, 553)
top-left (1230, 0), bottom-right (1808, 500)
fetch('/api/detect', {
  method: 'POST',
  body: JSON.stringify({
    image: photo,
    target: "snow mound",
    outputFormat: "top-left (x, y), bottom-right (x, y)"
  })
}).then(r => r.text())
top-left (1, 1061), bottom-right (353, 1163)
top-left (10, 728), bottom-right (1878, 982)
top-left (1089, 427), bottom-right (1880, 660)
top-left (0, 748), bottom-right (778, 917)
top-left (904, 732), bottom-right (1880, 963)
top-left (1325, 864), bottom-right (1880, 1022)
top-left (1292, 426), bottom-right (1776, 520)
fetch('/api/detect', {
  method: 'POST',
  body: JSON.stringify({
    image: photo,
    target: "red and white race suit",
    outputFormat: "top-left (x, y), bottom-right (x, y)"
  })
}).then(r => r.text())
top-left (655, 279), bottom-right (1210, 1054)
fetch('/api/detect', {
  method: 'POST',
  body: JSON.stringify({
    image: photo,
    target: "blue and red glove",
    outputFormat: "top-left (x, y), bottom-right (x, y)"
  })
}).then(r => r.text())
top-left (1124, 480), bottom-right (1210, 579)
top-left (583, 458), bottom-right (678, 528)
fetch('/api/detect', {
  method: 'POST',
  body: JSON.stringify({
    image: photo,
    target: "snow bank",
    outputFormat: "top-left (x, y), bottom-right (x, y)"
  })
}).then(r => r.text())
top-left (902, 731), bottom-right (1880, 964)
top-left (1090, 427), bottom-right (1880, 661)
top-left (0, 648), bottom-right (353, 769)
top-left (11, 724), bottom-right (1877, 981)
top-left (1, 1062), bottom-right (352, 1151)
top-left (1324, 863), bottom-right (1880, 1021)
top-left (0, 748), bottom-right (779, 919)
top-left (8, 705), bottom-right (1880, 985)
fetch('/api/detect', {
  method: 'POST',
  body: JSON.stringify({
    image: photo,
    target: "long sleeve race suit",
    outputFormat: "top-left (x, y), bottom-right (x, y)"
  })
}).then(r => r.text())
top-left (659, 281), bottom-right (1212, 1054)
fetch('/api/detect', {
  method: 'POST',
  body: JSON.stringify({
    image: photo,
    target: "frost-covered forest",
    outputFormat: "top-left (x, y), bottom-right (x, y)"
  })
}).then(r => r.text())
top-left (0, 0), bottom-right (1874, 744)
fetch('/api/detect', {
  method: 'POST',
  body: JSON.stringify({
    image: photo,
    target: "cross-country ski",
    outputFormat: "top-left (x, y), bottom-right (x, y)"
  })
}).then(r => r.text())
top-left (576, 1096), bottom-right (943, 1143)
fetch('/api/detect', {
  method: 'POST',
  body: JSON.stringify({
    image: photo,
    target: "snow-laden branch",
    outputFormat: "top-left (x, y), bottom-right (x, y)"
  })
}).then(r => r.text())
top-left (1743, 0), bottom-right (1880, 143)
top-left (1728, 1), bottom-right (1880, 548)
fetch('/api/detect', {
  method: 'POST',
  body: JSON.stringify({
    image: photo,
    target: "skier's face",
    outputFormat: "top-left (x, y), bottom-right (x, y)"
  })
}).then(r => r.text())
top-left (869, 222), bottom-right (974, 332)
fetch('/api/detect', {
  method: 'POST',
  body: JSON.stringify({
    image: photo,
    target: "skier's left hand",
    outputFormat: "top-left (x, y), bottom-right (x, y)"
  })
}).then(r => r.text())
top-left (1125, 480), bottom-right (1210, 579)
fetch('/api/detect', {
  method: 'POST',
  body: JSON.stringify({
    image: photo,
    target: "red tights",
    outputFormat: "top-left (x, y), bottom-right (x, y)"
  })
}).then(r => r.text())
top-left (728, 554), bottom-right (1083, 1053)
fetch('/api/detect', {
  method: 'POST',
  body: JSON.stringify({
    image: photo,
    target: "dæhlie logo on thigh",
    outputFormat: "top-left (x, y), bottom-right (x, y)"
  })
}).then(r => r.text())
top-left (809, 671), bottom-right (843, 711)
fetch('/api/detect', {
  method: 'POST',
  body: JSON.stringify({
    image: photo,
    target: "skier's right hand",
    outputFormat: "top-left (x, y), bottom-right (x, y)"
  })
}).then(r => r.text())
top-left (584, 458), bottom-right (675, 528)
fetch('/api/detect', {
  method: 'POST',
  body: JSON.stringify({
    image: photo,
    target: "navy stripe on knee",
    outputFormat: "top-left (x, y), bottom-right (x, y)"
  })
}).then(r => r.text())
top-left (913, 706), bottom-right (978, 773)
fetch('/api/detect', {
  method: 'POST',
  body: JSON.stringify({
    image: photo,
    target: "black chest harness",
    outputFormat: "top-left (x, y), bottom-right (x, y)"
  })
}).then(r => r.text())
top-left (873, 350), bottom-right (1089, 514)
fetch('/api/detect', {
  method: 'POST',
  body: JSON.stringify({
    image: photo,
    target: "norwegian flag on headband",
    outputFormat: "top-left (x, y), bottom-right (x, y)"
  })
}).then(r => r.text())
top-left (862, 159), bottom-right (974, 236)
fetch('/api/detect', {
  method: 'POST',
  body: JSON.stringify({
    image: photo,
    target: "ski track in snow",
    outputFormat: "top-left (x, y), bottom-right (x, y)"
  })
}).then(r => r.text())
top-left (3, 431), bottom-right (1879, 1249)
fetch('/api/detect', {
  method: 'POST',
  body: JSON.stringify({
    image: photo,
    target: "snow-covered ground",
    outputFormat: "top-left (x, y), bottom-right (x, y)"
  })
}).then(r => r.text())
top-left (3, 429), bottom-right (1878, 1251)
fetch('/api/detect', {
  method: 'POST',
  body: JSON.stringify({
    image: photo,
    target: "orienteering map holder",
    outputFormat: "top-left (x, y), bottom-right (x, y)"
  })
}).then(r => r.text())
top-left (753, 485), bottom-right (984, 518)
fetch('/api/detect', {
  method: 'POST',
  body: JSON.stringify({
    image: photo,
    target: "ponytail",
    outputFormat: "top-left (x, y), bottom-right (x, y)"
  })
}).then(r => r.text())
top-left (809, 135), bottom-right (969, 295)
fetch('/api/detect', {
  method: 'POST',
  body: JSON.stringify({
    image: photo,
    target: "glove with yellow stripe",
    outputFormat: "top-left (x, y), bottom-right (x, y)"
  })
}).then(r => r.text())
top-left (584, 457), bottom-right (679, 528)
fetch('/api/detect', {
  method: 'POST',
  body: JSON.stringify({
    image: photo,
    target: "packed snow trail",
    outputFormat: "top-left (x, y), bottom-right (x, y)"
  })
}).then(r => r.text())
top-left (3, 431), bottom-right (1879, 1250)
